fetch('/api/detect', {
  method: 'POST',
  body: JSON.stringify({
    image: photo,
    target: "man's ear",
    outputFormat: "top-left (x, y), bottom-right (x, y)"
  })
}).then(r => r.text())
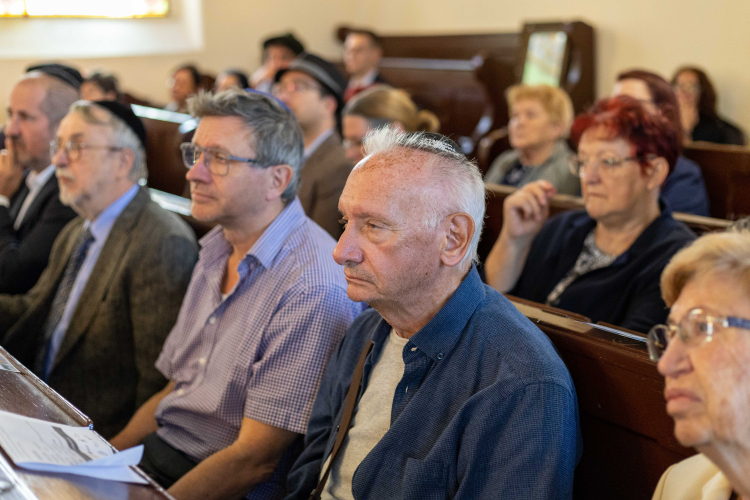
top-left (117, 148), bottom-right (136, 180)
top-left (645, 156), bottom-right (669, 190)
top-left (266, 164), bottom-right (294, 201)
top-left (440, 212), bottom-right (474, 268)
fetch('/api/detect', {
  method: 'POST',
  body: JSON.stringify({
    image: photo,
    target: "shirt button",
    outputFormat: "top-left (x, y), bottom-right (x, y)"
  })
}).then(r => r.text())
top-left (176, 389), bottom-right (185, 396)
top-left (199, 358), bottom-right (206, 365)
top-left (411, 347), bottom-right (417, 352)
top-left (437, 352), bottom-right (444, 360)
top-left (208, 316), bottom-right (216, 325)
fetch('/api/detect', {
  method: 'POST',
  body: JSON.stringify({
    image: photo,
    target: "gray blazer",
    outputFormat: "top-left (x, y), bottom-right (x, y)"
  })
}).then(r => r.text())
top-left (484, 140), bottom-right (581, 196)
top-left (0, 188), bottom-right (198, 438)
top-left (298, 132), bottom-right (353, 239)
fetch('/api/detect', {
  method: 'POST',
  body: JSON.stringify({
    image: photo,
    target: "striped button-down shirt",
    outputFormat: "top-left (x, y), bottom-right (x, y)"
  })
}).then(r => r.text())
top-left (154, 198), bottom-right (363, 467)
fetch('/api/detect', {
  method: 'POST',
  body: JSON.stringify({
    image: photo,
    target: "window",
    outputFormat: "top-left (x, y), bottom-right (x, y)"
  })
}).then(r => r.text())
top-left (0, 0), bottom-right (169, 18)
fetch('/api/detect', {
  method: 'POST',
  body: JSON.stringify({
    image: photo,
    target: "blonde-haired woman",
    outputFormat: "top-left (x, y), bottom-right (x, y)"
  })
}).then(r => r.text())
top-left (485, 84), bottom-right (580, 195)
top-left (342, 85), bottom-right (440, 163)
top-left (649, 232), bottom-right (750, 499)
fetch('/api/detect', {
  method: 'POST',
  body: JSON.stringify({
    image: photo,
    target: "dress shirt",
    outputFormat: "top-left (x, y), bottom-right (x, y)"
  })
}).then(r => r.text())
top-left (510, 199), bottom-right (696, 332)
top-left (304, 128), bottom-right (335, 161)
top-left (346, 70), bottom-right (378, 91)
top-left (154, 198), bottom-right (363, 498)
top-left (286, 267), bottom-right (581, 500)
top-left (44, 184), bottom-right (139, 374)
top-left (15, 164), bottom-right (55, 230)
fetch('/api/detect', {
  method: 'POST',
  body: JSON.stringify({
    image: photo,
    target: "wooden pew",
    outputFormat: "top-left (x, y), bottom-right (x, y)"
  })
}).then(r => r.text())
top-left (131, 105), bottom-right (197, 198)
top-left (683, 142), bottom-right (750, 220)
top-left (149, 189), bottom-right (214, 240)
top-left (0, 346), bottom-right (173, 500)
top-left (506, 297), bottom-right (693, 500)
top-left (478, 183), bottom-right (732, 263)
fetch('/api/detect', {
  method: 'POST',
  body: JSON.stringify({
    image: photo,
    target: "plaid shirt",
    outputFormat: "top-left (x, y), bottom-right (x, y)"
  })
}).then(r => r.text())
top-left (154, 198), bottom-right (363, 466)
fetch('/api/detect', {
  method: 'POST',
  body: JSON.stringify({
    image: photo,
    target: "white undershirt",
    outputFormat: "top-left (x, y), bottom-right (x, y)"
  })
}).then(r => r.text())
top-left (320, 329), bottom-right (408, 500)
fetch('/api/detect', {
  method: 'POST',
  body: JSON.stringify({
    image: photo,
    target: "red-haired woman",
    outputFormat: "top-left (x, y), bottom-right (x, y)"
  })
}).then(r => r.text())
top-left (485, 96), bottom-right (696, 332)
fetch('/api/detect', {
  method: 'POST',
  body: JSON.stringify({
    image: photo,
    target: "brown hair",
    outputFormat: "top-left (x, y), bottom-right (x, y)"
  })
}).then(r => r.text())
top-left (671, 66), bottom-right (719, 122)
top-left (344, 85), bottom-right (440, 133)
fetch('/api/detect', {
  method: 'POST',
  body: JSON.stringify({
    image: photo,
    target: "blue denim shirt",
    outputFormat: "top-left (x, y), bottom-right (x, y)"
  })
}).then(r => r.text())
top-left (285, 267), bottom-right (581, 500)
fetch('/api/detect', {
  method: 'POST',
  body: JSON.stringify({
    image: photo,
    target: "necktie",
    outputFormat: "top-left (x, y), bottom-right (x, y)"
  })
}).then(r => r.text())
top-left (35, 227), bottom-right (95, 380)
top-left (344, 85), bottom-right (365, 103)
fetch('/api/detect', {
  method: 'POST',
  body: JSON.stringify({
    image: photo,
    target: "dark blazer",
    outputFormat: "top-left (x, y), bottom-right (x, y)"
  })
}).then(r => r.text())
top-left (0, 188), bottom-right (198, 438)
top-left (298, 133), bottom-right (353, 239)
top-left (0, 174), bottom-right (77, 294)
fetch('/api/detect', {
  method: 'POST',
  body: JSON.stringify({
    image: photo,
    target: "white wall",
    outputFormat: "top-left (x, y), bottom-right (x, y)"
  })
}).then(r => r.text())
top-left (1, 0), bottom-right (750, 132)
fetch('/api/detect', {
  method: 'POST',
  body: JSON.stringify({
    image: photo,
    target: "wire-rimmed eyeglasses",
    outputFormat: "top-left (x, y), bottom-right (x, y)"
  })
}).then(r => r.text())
top-left (180, 143), bottom-right (261, 176)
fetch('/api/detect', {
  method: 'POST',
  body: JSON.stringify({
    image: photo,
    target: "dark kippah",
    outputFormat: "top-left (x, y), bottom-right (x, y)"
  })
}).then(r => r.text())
top-left (26, 63), bottom-right (84, 90)
top-left (93, 101), bottom-right (147, 150)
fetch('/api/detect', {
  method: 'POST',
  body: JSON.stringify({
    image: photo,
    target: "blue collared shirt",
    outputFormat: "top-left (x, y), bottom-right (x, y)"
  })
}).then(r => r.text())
top-left (286, 267), bottom-right (582, 500)
top-left (44, 184), bottom-right (139, 379)
top-left (154, 198), bottom-right (364, 498)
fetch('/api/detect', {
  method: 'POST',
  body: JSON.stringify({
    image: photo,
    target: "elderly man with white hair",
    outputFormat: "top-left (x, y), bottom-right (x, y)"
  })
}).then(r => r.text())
top-left (284, 128), bottom-right (582, 500)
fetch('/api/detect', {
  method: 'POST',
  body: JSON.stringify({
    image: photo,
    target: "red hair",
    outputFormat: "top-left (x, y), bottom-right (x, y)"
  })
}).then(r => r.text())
top-left (570, 95), bottom-right (679, 175)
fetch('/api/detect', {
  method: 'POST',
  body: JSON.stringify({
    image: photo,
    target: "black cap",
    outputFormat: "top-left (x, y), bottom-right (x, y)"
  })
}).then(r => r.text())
top-left (93, 101), bottom-right (147, 150)
top-left (275, 53), bottom-right (347, 103)
top-left (262, 33), bottom-right (305, 55)
top-left (26, 63), bottom-right (84, 90)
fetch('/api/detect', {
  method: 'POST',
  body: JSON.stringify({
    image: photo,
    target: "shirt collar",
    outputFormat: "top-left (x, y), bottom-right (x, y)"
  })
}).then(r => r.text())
top-left (348, 69), bottom-right (378, 88)
top-left (26, 164), bottom-right (55, 191)
top-left (85, 184), bottom-right (140, 242)
top-left (304, 128), bottom-right (334, 160)
top-left (198, 197), bottom-right (308, 270)
top-left (373, 266), bottom-right (485, 362)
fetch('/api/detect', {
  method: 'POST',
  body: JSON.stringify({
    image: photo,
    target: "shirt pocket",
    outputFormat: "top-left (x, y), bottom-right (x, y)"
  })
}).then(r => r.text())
top-left (401, 457), bottom-right (448, 500)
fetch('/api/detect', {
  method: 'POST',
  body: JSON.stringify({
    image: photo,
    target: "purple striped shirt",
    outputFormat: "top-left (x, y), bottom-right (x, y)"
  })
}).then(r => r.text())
top-left (154, 198), bottom-right (363, 463)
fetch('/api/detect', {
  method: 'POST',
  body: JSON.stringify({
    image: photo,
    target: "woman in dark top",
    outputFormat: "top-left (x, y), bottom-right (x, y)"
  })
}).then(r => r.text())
top-left (485, 96), bottom-right (696, 333)
top-left (671, 67), bottom-right (745, 146)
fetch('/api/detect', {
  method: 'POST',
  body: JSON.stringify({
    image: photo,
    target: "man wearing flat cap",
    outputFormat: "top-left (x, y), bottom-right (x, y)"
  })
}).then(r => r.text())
top-left (0, 65), bottom-right (81, 293)
top-left (251, 32), bottom-right (305, 93)
top-left (0, 100), bottom-right (199, 438)
top-left (274, 53), bottom-right (352, 239)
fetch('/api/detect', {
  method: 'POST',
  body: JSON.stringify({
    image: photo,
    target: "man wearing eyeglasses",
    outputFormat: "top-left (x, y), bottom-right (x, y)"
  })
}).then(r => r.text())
top-left (0, 68), bottom-right (79, 293)
top-left (273, 53), bottom-right (352, 239)
top-left (109, 89), bottom-right (362, 500)
top-left (0, 100), bottom-right (198, 438)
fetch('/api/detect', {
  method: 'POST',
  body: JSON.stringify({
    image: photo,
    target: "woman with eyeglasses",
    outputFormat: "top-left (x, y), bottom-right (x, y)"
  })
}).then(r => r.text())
top-left (484, 96), bottom-right (696, 333)
top-left (671, 67), bottom-right (745, 146)
top-left (648, 232), bottom-right (750, 500)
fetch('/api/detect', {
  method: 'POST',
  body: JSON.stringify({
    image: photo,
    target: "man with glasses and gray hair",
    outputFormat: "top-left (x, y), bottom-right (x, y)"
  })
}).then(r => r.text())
top-left (109, 89), bottom-right (362, 500)
top-left (285, 127), bottom-right (581, 500)
top-left (0, 99), bottom-right (198, 438)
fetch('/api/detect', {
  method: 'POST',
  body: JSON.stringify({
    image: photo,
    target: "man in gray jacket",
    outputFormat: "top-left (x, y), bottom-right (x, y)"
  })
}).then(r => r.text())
top-left (0, 100), bottom-right (198, 438)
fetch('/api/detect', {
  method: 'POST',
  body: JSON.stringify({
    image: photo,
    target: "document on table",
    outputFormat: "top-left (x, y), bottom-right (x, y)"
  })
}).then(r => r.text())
top-left (0, 410), bottom-right (147, 484)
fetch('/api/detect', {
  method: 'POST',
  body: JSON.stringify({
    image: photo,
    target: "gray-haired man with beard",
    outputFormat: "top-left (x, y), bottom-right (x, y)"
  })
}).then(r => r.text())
top-left (0, 100), bottom-right (198, 438)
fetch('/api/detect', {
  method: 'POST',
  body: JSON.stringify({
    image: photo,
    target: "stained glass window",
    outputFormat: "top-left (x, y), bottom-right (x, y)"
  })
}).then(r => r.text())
top-left (0, 0), bottom-right (169, 18)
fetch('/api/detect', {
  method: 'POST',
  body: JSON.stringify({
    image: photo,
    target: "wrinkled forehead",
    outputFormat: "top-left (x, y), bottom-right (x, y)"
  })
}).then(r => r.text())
top-left (58, 106), bottom-right (114, 139)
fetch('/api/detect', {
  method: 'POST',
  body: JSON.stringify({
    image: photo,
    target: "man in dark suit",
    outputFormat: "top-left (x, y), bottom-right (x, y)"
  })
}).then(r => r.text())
top-left (343, 29), bottom-right (388, 102)
top-left (0, 100), bottom-right (198, 438)
top-left (274, 53), bottom-right (353, 239)
top-left (0, 68), bottom-right (79, 293)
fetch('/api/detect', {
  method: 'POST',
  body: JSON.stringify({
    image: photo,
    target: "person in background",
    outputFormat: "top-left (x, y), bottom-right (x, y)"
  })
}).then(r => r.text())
top-left (166, 64), bottom-right (200, 113)
top-left (251, 33), bottom-right (305, 94)
top-left (109, 89), bottom-right (362, 500)
top-left (671, 66), bottom-right (745, 146)
top-left (648, 232), bottom-right (750, 500)
top-left (0, 100), bottom-right (198, 438)
top-left (273, 53), bottom-right (351, 239)
top-left (0, 66), bottom-right (79, 294)
top-left (613, 69), bottom-right (710, 216)
top-left (285, 127), bottom-right (580, 500)
top-left (342, 85), bottom-right (440, 164)
top-left (213, 69), bottom-right (249, 93)
top-left (485, 96), bottom-right (695, 333)
top-left (484, 84), bottom-right (580, 196)
top-left (342, 29), bottom-right (387, 102)
top-left (81, 72), bottom-right (120, 102)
